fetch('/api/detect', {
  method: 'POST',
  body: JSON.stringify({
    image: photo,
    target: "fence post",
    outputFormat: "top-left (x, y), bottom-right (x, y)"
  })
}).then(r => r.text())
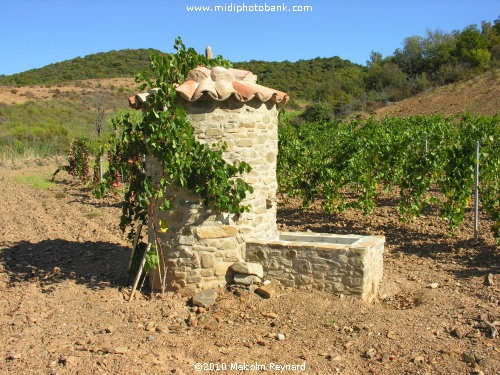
top-left (474, 140), bottom-right (479, 241)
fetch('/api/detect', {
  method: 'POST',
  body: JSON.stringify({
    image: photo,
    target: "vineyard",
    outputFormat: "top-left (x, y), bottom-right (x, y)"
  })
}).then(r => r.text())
top-left (278, 114), bottom-right (499, 237)
top-left (59, 112), bottom-right (499, 243)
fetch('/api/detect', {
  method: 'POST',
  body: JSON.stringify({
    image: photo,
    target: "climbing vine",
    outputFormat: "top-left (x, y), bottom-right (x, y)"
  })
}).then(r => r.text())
top-left (95, 38), bottom-right (253, 245)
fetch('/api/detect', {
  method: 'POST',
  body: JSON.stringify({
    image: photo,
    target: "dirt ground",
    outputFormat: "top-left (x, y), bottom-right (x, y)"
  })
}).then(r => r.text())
top-left (0, 78), bottom-right (136, 105)
top-left (375, 70), bottom-right (500, 118)
top-left (0, 160), bottom-right (498, 375)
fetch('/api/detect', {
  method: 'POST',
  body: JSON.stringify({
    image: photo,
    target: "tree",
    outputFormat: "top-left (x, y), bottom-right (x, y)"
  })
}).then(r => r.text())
top-left (394, 36), bottom-right (425, 75)
top-left (454, 25), bottom-right (491, 68)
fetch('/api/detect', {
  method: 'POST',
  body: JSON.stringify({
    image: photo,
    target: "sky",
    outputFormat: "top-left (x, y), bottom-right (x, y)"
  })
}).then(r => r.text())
top-left (0, 0), bottom-right (498, 75)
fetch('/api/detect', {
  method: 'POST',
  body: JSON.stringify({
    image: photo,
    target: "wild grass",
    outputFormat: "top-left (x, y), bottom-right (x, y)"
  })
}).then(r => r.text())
top-left (0, 97), bottom-right (131, 160)
top-left (84, 210), bottom-right (104, 220)
top-left (15, 174), bottom-right (55, 190)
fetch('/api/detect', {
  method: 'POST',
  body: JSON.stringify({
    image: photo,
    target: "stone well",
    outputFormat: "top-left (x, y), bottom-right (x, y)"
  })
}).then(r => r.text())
top-left (129, 65), bottom-right (385, 302)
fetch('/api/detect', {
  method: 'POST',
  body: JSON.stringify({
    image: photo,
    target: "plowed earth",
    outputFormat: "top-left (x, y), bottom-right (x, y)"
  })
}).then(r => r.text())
top-left (0, 160), bottom-right (498, 375)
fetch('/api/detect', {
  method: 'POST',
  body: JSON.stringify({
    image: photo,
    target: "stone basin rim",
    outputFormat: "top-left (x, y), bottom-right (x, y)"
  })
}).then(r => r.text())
top-left (246, 231), bottom-right (385, 251)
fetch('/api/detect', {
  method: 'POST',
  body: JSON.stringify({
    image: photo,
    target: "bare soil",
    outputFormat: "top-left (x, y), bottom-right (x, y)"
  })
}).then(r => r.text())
top-left (375, 70), bottom-right (500, 118)
top-left (0, 160), bottom-right (498, 375)
top-left (0, 78), bottom-right (136, 105)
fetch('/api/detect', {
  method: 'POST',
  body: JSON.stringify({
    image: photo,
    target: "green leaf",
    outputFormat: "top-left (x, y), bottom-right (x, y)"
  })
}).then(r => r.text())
top-left (159, 220), bottom-right (168, 233)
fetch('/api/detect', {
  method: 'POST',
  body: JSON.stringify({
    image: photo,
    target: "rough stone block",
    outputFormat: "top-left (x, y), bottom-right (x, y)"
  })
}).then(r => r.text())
top-left (192, 290), bottom-right (218, 308)
top-left (178, 236), bottom-right (194, 245)
top-left (231, 262), bottom-right (264, 278)
top-left (293, 259), bottom-right (313, 274)
top-left (200, 269), bottom-right (214, 277)
top-left (206, 128), bottom-right (223, 137)
top-left (200, 254), bottom-right (215, 269)
top-left (186, 276), bottom-right (202, 284)
top-left (237, 139), bottom-right (253, 147)
top-left (233, 273), bottom-right (262, 286)
top-left (214, 262), bottom-right (231, 276)
top-left (194, 226), bottom-right (237, 239)
top-left (255, 284), bottom-right (276, 298)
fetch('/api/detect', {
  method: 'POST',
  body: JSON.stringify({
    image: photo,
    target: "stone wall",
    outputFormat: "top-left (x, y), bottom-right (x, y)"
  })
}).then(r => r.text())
top-left (147, 96), bottom-right (280, 295)
top-left (246, 233), bottom-right (385, 303)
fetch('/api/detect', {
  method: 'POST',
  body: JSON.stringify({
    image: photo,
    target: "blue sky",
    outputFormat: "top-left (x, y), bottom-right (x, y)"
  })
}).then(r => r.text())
top-left (0, 0), bottom-right (498, 75)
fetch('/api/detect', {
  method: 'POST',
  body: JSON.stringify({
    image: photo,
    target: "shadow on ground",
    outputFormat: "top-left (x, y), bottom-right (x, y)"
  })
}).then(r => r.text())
top-left (52, 177), bottom-right (122, 209)
top-left (0, 239), bottom-right (131, 288)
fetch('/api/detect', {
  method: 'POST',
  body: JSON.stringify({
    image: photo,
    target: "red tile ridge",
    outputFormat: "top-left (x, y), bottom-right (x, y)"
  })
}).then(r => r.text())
top-left (130, 66), bottom-right (289, 108)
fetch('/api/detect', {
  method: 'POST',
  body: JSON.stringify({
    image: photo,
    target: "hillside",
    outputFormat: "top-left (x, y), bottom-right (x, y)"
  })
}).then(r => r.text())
top-left (0, 49), bottom-right (162, 86)
top-left (375, 70), bottom-right (500, 117)
top-left (0, 77), bottom-right (137, 105)
top-left (234, 57), bottom-right (364, 103)
top-left (0, 78), bottom-right (138, 159)
top-left (0, 48), bottom-right (362, 107)
top-left (1, 15), bottom-right (498, 116)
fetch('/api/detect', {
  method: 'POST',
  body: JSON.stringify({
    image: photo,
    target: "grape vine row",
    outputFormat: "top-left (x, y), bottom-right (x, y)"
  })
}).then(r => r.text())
top-left (278, 114), bottom-right (499, 237)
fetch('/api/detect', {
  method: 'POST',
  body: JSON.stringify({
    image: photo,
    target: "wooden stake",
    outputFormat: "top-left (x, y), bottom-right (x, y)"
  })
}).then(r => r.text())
top-left (129, 243), bottom-right (151, 301)
top-left (126, 221), bottom-right (144, 275)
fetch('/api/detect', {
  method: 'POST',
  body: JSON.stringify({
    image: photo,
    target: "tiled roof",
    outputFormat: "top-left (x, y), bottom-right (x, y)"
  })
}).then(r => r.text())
top-left (128, 66), bottom-right (289, 109)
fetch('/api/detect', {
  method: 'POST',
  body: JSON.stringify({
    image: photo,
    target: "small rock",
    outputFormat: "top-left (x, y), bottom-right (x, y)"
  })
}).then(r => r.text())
top-left (277, 333), bottom-right (286, 341)
top-left (58, 356), bottom-right (67, 366)
top-left (155, 324), bottom-right (167, 333)
top-left (413, 356), bottom-right (425, 364)
top-left (256, 284), bottom-right (276, 299)
top-left (256, 340), bottom-right (266, 346)
top-left (484, 273), bottom-right (494, 286)
top-left (7, 352), bottom-right (21, 360)
top-left (479, 313), bottom-right (490, 322)
top-left (365, 348), bottom-right (377, 359)
top-left (146, 335), bottom-right (155, 342)
top-left (471, 369), bottom-right (485, 375)
top-left (263, 312), bottom-right (278, 319)
top-left (186, 315), bottom-right (198, 327)
top-left (428, 283), bottom-right (439, 289)
top-left (451, 325), bottom-right (469, 338)
top-left (248, 284), bottom-right (259, 292)
top-left (111, 347), bottom-right (129, 354)
top-left (197, 307), bottom-right (206, 314)
top-left (231, 262), bottom-right (264, 278)
top-left (263, 280), bottom-right (271, 286)
top-left (462, 351), bottom-right (476, 364)
top-left (192, 290), bottom-right (218, 308)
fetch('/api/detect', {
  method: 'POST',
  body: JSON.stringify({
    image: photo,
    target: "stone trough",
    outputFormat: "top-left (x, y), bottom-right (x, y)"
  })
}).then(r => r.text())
top-left (246, 232), bottom-right (384, 303)
top-left (129, 63), bottom-right (385, 303)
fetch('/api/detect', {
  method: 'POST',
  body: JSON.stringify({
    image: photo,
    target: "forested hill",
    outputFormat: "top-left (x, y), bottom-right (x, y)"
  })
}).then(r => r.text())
top-left (0, 49), bottom-right (162, 85)
top-left (233, 57), bottom-right (363, 105)
top-left (0, 48), bottom-right (362, 105)
top-left (1, 17), bottom-right (498, 116)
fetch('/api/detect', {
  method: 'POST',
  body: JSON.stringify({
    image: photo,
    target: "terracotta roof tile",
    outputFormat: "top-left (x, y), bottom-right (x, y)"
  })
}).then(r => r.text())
top-left (128, 66), bottom-right (289, 109)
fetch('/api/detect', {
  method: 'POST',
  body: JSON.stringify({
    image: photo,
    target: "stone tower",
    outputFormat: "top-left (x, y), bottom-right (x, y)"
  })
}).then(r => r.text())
top-left (129, 66), bottom-right (288, 295)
